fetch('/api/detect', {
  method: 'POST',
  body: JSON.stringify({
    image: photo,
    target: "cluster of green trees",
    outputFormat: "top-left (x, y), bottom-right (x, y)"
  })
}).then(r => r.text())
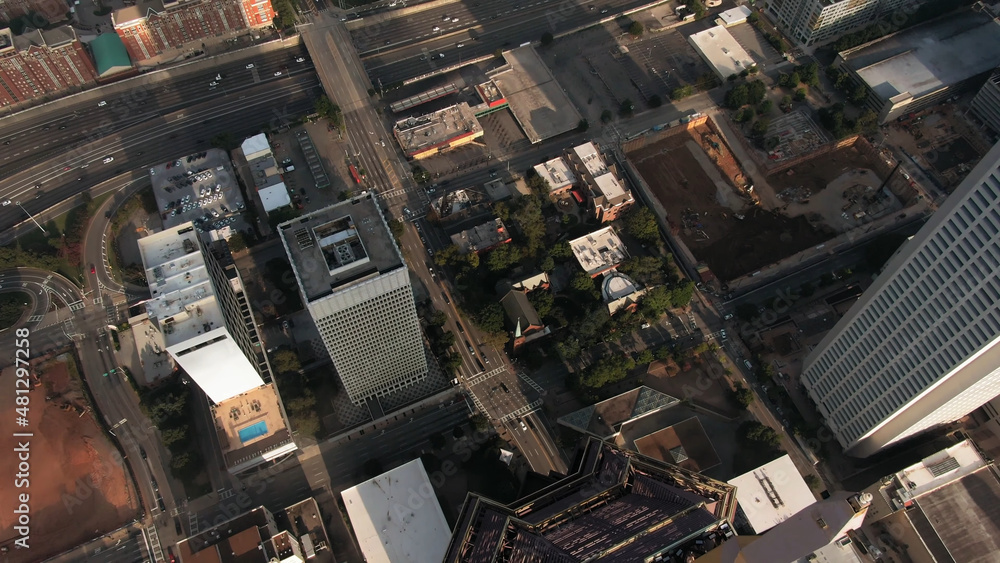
top-left (0, 292), bottom-right (28, 330)
top-left (139, 378), bottom-right (204, 484)
top-left (580, 353), bottom-right (636, 388)
top-left (425, 310), bottom-right (463, 374)
top-left (818, 103), bottom-right (878, 138)
top-left (724, 80), bottom-right (767, 109)
top-left (733, 383), bottom-right (754, 408)
top-left (272, 349), bottom-right (322, 437)
top-left (777, 62), bottom-right (819, 89)
top-left (411, 165), bottom-right (432, 184)
top-left (739, 420), bottom-right (782, 448)
top-left (621, 207), bottom-right (660, 244)
top-left (315, 95), bottom-right (344, 132)
top-left (63, 192), bottom-right (98, 268)
top-left (271, 0), bottom-right (299, 29)
top-left (671, 85), bottom-right (695, 101)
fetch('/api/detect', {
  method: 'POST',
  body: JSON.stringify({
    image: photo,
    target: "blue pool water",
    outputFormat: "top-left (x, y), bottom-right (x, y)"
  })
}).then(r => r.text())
top-left (238, 420), bottom-right (268, 442)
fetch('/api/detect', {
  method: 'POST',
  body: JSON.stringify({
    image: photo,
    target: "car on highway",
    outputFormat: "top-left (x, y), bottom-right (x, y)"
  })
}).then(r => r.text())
top-left (442, 14), bottom-right (449, 20)
top-left (489, 169), bottom-right (498, 177)
top-left (102, 156), bottom-right (114, 164)
top-left (209, 81), bottom-right (218, 86)
top-left (59, 124), bottom-right (66, 129)
top-left (456, 43), bottom-right (465, 48)
top-left (274, 71), bottom-right (283, 76)
top-left (140, 447), bottom-right (147, 460)
top-left (1, 200), bottom-right (10, 206)
top-left (451, 17), bottom-right (459, 22)
top-left (432, 26), bottom-right (440, 31)
top-left (90, 264), bottom-right (96, 274)
top-left (723, 313), bottom-right (734, 320)
top-left (97, 100), bottom-right (107, 107)
top-left (295, 57), bottom-right (306, 62)
top-left (246, 63), bottom-right (255, 69)
top-left (520, 420), bottom-right (528, 431)
top-left (442, 291), bottom-right (450, 304)
top-left (466, 341), bottom-right (475, 353)
top-left (601, 8), bottom-right (609, 13)
top-left (438, 53), bottom-right (445, 58)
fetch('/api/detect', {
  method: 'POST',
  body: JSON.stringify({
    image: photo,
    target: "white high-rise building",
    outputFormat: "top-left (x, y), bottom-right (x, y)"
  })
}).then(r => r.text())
top-left (138, 223), bottom-right (266, 403)
top-left (768, 0), bottom-right (916, 46)
top-left (279, 193), bottom-right (427, 406)
top-left (802, 142), bottom-right (1000, 458)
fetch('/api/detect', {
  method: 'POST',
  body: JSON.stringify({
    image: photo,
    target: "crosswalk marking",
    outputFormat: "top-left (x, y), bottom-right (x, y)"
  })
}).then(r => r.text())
top-left (466, 366), bottom-right (507, 387)
top-left (517, 372), bottom-right (545, 395)
top-left (501, 399), bottom-right (543, 422)
top-left (27, 315), bottom-right (43, 323)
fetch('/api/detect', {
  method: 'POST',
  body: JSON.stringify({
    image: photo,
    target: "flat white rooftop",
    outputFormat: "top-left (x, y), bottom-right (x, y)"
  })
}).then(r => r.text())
top-left (717, 5), bottom-right (751, 26)
top-left (259, 183), bottom-right (291, 213)
top-left (593, 172), bottom-right (628, 202)
top-left (689, 25), bottom-right (755, 80)
top-left (138, 223), bottom-right (223, 347)
top-left (892, 439), bottom-right (987, 501)
top-left (241, 133), bottom-right (271, 161)
top-left (729, 454), bottom-right (816, 534)
top-left (569, 226), bottom-right (628, 276)
top-left (533, 157), bottom-right (576, 191)
top-left (572, 142), bottom-right (609, 178)
top-left (845, 13), bottom-right (1000, 102)
top-left (341, 459), bottom-right (450, 563)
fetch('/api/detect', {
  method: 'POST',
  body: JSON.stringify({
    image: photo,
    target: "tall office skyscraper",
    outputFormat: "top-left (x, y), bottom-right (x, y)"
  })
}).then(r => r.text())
top-left (279, 194), bottom-right (427, 406)
top-left (802, 142), bottom-right (1000, 458)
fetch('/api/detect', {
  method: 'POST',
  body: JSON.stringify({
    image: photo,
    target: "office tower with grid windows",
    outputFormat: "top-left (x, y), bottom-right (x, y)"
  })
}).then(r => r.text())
top-left (278, 194), bottom-right (427, 406)
top-left (802, 142), bottom-right (1000, 458)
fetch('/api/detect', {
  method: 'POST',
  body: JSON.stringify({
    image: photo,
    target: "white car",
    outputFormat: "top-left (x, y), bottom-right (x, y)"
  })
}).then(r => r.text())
top-left (102, 156), bottom-right (114, 164)
top-left (1, 200), bottom-right (10, 206)
top-left (432, 26), bottom-right (440, 31)
top-left (295, 57), bottom-right (306, 62)
top-left (451, 17), bottom-right (458, 22)
top-left (456, 43), bottom-right (465, 48)
top-left (97, 101), bottom-right (107, 107)
top-left (215, 74), bottom-right (222, 81)
top-left (246, 63), bottom-right (255, 69)
top-left (209, 81), bottom-right (218, 86)
top-left (274, 71), bottom-right (283, 76)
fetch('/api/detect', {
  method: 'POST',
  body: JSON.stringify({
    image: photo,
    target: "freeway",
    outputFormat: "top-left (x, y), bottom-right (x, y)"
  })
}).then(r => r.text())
top-left (0, 74), bottom-right (320, 232)
top-left (0, 45), bottom-right (312, 173)
top-left (353, 0), bottom-right (656, 84)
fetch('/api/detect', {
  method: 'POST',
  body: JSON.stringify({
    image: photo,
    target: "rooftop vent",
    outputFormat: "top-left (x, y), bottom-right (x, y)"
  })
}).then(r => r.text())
top-left (928, 456), bottom-right (960, 477)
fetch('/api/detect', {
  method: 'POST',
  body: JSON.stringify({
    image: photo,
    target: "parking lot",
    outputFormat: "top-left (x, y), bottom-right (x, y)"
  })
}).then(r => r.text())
top-left (150, 148), bottom-right (249, 236)
top-left (727, 22), bottom-right (784, 68)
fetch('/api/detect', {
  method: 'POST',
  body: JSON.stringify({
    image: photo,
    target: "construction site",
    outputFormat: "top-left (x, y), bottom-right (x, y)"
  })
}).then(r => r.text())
top-left (627, 114), bottom-right (927, 283)
top-left (0, 356), bottom-right (139, 561)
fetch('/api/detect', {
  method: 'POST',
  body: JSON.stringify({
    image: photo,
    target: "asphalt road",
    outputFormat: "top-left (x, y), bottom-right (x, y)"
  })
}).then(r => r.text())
top-left (354, 0), bottom-right (655, 84)
top-left (0, 46), bottom-right (311, 173)
top-left (0, 268), bottom-right (90, 363)
top-left (0, 74), bottom-right (320, 232)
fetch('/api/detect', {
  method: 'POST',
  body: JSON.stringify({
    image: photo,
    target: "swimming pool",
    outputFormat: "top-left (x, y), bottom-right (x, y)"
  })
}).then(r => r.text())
top-left (238, 420), bottom-right (268, 442)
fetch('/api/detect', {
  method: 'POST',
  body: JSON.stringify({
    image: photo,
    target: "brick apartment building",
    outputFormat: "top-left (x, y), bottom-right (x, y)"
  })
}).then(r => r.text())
top-left (112, 0), bottom-right (276, 62)
top-left (0, 26), bottom-right (99, 107)
top-left (0, 0), bottom-right (68, 24)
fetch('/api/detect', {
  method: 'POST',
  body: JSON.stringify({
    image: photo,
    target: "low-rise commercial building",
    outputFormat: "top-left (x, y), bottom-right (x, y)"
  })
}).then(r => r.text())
top-left (342, 458), bottom-right (451, 563)
top-left (449, 218), bottom-right (511, 254)
top-left (393, 103), bottom-right (483, 159)
top-left (565, 142), bottom-right (634, 222)
top-left (533, 157), bottom-right (576, 196)
top-left (176, 501), bottom-right (334, 562)
top-left (112, 0), bottom-right (275, 62)
top-left (858, 439), bottom-right (1000, 562)
top-left (569, 226), bottom-right (628, 277)
top-left (688, 26), bottom-right (755, 80)
top-left (834, 10), bottom-right (1000, 123)
top-left (237, 133), bottom-right (291, 217)
top-left (728, 454), bottom-right (816, 534)
top-left (89, 33), bottom-right (133, 78)
top-left (0, 26), bottom-right (98, 107)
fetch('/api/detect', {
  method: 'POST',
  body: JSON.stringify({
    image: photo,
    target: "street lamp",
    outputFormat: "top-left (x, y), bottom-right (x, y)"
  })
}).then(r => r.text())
top-left (15, 202), bottom-right (46, 235)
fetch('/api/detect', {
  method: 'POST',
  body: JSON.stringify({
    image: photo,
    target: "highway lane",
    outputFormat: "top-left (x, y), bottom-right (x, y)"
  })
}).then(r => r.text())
top-left (0, 76), bottom-right (321, 231)
top-left (0, 46), bottom-right (312, 172)
top-left (354, 0), bottom-right (655, 84)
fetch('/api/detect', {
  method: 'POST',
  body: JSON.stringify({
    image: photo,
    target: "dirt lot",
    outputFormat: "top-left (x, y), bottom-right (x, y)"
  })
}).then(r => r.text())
top-left (0, 358), bottom-right (138, 560)
top-left (630, 121), bottom-right (834, 281)
top-left (767, 143), bottom-right (884, 195)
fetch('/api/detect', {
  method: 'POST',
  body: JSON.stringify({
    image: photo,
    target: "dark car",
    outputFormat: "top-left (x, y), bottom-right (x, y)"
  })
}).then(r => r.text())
top-left (90, 264), bottom-right (96, 274)
top-left (442, 291), bottom-right (451, 304)
top-left (139, 447), bottom-right (147, 460)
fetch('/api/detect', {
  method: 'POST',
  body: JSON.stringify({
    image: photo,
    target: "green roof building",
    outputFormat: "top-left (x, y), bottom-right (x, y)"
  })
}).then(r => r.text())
top-left (89, 33), bottom-right (132, 77)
